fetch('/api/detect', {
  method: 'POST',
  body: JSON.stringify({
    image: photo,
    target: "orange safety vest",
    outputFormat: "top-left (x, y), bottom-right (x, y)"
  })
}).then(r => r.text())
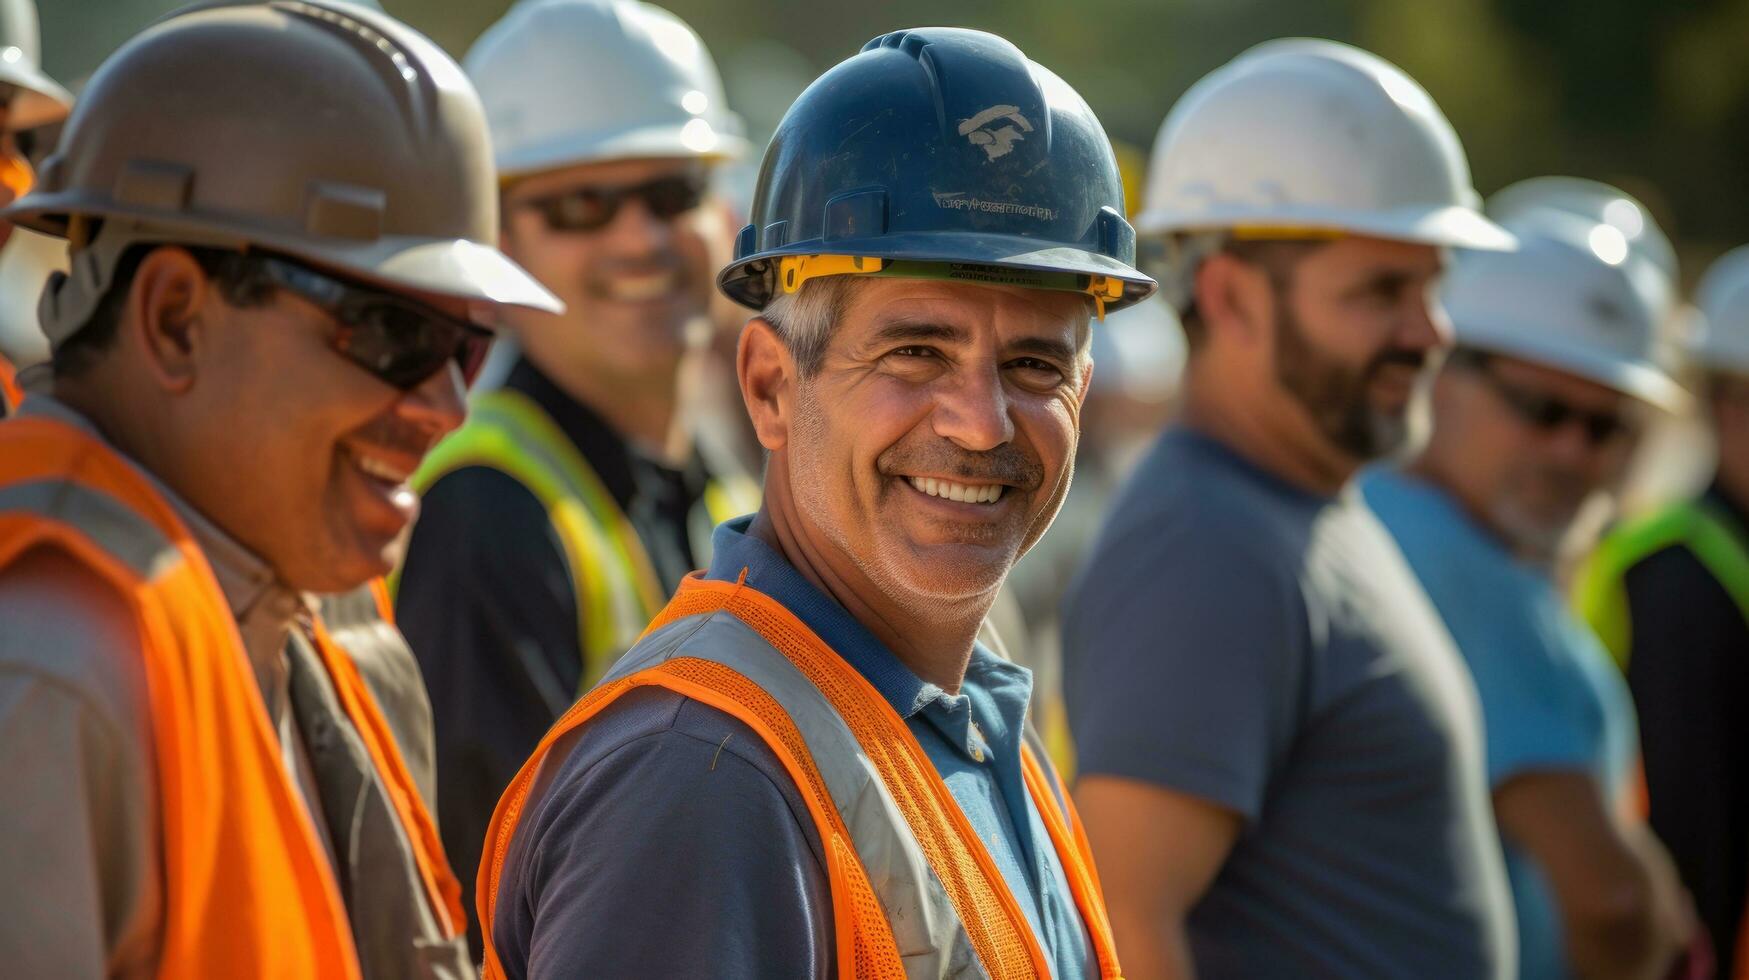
top-left (0, 353), bottom-right (23, 414)
top-left (478, 573), bottom-right (1122, 980)
top-left (0, 416), bottom-right (463, 979)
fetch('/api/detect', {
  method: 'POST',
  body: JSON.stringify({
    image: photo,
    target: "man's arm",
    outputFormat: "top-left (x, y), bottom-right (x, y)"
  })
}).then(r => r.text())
top-left (1074, 777), bottom-right (1241, 980)
top-left (0, 549), bottom-right (160, 978)
top-left (1494, 771), bottom-right (1690, 980)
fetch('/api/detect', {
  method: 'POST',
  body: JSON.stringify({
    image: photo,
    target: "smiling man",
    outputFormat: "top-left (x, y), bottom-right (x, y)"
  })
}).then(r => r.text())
top-left (1367, 208), bottom-right (1695, 980)
top-left (1062, 40), bottom-right (1518, 979)
top-left (472, 27), bottom-right (1154, 979)
top-left (391, 4), bottom-right (760, 946)
top-left (0, 3), bottom-right (561, 977)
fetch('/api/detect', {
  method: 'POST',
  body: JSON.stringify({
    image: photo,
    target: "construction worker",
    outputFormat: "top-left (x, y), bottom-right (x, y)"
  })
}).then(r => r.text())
top-left (1577, 244), bottom-right (1749, 974)
top-left (392, 1), bottom-right (758, 947)
top-left (0, 0), bottom-right (70, 417)
top-left (1364, 200), bottom-right (1696, 979)
top-left (1062, 39), bottom-right (1518, 978)
top-left (474, 27), bottom-right (1153, 978)
top-left (0, 1), bottom-right (561, 976)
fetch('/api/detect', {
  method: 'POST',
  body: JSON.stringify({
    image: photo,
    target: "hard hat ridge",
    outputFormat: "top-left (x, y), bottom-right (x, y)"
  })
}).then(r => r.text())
top-left (466, 0), bottom-right (748, 178)
top-left (6, 0), bottom-right (562, 350)
top-left (1137, 37), bottom-right (1511, 255)
top-left (718, 26), bottom-right (1154, 313)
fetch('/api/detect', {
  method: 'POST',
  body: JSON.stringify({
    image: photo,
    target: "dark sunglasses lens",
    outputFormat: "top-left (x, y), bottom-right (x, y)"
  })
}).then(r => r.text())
top-left (641, 176), bottom-right (705, 219)
top-left (1584, 413), bottom-right (1628, 445)
top-left (541, 190), bottom-right (615, 232)
top-left (339, 301), bottom-right (470, 389)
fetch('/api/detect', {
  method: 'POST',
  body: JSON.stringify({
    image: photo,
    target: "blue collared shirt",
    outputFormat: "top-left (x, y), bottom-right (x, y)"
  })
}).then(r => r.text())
top-left (703, 516), bottom-right (1095, 980)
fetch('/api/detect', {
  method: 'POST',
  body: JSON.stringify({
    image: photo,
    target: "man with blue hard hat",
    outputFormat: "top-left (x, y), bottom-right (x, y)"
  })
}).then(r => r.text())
top-left (1366, 184), bottom-right (1697, 979)
top-left (474, 27), bottom-right (1151, 979)
top-left (1063, 39), bottom-right (1517, 979)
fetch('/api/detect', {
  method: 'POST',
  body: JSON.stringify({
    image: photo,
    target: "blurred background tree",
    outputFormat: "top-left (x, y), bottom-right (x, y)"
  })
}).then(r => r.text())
top-left (41, 0), bottom-right (1749, 280)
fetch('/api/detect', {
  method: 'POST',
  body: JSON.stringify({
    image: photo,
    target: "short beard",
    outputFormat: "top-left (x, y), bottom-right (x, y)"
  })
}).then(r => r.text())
top-left (1273, 301), bottom-right (1428, 461)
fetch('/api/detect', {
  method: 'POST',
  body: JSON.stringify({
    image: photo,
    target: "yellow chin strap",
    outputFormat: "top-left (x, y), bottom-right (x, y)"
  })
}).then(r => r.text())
top-left (776, 253), bottom-right (1127, 319)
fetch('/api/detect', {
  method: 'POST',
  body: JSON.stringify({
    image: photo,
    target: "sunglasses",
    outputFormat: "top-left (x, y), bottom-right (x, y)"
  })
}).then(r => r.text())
top-left (516, 172), bottom-right (707, 233)
top-left (253, 255), bottom-right (492, 389)
top-left (1457, 353), bottom-right (1634, 447)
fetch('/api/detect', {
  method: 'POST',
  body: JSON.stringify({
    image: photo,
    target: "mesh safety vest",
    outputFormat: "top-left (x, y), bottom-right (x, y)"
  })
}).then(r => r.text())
top-left (409, 387), bottom-right (758, 690)
top-left (478, 574), bottom-right (1122, 980)
top-left (1574, 499), bottom-right (1749, 669)
top-left (0, 417), bottom-right (464, 979)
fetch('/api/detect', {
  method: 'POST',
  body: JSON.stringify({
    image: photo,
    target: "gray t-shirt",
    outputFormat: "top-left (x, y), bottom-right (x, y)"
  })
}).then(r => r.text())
top-left (1062, 428), bottom-right (1515, 979)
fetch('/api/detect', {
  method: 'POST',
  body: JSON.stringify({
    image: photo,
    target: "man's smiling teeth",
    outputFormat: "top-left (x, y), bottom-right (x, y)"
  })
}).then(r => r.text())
top-left (355, 454), bottom-right (412, 484)
top-left (906, 476), bottom-right (1004, 504)
top-left (604, 271), bottom-right (675, 302)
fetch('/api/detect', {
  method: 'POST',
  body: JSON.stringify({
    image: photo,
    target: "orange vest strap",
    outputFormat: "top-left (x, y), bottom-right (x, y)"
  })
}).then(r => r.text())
top-left (478, 656), bottom-right (899, 980)
top-left (0, 354), bottom-right (21, 414)
top-left (0, 416), bottom-right (462, 976)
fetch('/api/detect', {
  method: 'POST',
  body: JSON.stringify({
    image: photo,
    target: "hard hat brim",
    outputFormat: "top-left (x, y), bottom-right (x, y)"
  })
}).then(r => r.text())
top-left (718, 232), bottom-right (1157, 313)
top-left (0, 61), bottom-right (73, 132)
top-left (1135, 202), bottom-right (1518, 252)
top-left (497, 121), bottom-right (752, 181)
top-left (1459, 324), bottom-right (1691, 414)
top-left (5, 195), bottom-right (565, 317)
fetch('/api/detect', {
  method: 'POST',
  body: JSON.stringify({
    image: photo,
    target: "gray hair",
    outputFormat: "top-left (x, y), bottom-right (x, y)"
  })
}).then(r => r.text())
top-left (758, 275), bottom-right (864, 377)
top-left (759, 273), bottom-right (1095, 377)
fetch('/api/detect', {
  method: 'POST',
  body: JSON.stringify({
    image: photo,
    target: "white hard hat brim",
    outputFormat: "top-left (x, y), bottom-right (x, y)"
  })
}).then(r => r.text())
top-left (364, 236), bottom-right (565, 316)
top-left (497, 120), bottom-right (753, 181)
top-left (1136, 202), bottom-right (1518, 252)
top-left (0, 60), bottom-right (73, 131)
top-left (1460, 323), bottom-right (1691, 414)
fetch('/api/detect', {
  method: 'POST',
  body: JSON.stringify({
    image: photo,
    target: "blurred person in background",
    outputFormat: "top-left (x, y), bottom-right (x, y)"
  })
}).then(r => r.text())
top-left (1577, 243), bottom-right (1749, 976)
top-left (475, 27), bottom-right (1151, 978)
top-left (1365, 195), bottom-right (1696, 979)
top-left (1062, 39), bottom-right (1517, 979)
top-left (392, 0), bottom-right (759, 953)
top-left (0, 1), bottom-right (566, 975)
top-left (0, 0), bottom-right (69, 416)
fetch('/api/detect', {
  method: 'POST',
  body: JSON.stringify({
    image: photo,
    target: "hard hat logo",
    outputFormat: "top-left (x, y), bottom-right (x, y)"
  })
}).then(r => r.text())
top-left (958, 105), bottom-right (1034, 161)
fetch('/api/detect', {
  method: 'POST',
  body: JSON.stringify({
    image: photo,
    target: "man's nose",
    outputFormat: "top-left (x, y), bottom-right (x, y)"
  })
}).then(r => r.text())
top-left (930, 364), bottom-right (1014, 452)
top-left (398, 359), bottom-right (469, 442)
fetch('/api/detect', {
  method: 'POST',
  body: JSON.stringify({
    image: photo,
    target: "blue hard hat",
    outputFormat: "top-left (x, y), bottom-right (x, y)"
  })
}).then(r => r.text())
top-left (717, 28), bottom-right (1156, 315)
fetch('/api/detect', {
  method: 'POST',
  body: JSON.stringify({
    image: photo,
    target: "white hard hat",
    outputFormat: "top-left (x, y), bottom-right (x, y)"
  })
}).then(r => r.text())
top-left (1688, 246), bottom-right (1749, 377)
top-left (465, 0), bottom-right (749, 180)
top-left (0, 0), bottom-right (70, 132)
top-left (1490, 176), bottom-right (1679, 325)
top-left (1443, 224), bottom-right (1689, 413)
top-left (1137, 38), bottom-right (1512, 251)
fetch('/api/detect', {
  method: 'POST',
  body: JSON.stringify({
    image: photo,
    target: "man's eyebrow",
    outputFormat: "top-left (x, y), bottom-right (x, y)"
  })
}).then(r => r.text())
top-left (868, 320), bottom-right (971, 346)
top-left (1005, 335), bottom-right (1078, 364)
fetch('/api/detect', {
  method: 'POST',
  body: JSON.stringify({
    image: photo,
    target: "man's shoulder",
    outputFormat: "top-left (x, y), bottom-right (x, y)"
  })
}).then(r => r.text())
top-left (522, 685), bottom-right (820, 849)
top-left (1105, 429), bottom-right (1308, 553)
top-left (0, 545), bottom-right (149, 733)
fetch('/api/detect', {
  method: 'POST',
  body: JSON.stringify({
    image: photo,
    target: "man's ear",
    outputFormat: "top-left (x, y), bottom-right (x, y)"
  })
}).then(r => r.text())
top-left (128, 246), bottom-right (213, 394)
top-left (738, 317), bottom-right (795, 452)
top-left (1195, 251), bottom-right (1273, 349)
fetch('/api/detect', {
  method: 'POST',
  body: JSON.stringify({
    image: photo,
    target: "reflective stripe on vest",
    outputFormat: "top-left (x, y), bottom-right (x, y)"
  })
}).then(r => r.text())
top-left (0, 417), bottom-right (463, 979)
top-left (1574, 500), bottom-right (1749, 668)
top-left (411, 386), bottom-right (759, 689)
top-left (478, 574), bottom-right (1122, 980)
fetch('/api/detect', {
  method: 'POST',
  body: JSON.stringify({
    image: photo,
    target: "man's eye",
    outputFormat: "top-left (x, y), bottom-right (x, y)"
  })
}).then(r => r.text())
top-left (890, 346), bottom-right (935, 358)
top-left (1009, 358), bottom-right (1066, 381)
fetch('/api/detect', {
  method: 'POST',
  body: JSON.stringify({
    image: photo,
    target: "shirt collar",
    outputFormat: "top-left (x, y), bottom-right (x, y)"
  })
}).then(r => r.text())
top-left (707, 515), bottom-right (955, 718)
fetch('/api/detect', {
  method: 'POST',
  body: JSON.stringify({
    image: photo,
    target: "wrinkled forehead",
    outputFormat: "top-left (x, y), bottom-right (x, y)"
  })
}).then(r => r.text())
top-left (839, 277), bottom-right (1092, 344)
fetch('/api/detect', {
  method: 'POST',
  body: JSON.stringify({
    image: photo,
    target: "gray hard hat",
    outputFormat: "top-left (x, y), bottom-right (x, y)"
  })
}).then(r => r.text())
top-left (5, 0), bottom-right (562, 349)
top-left (0, 0), bottom-right (71, 131)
